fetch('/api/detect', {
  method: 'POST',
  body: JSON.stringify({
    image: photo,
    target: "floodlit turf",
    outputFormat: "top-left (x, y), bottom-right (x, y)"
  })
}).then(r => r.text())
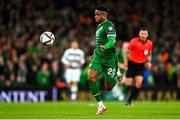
top-left (0, 101), bottom-right (180, 119)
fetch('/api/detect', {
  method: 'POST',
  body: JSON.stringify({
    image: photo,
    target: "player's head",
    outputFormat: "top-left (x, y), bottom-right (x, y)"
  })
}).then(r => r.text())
top-left (71, 40), bottom-right (78, 49)
top-left (41, 62), bottom-right (48, 72)
top-left (139, 28), bottom-right (149, 42)
top-left (95, 7), bottom-right (108, 23)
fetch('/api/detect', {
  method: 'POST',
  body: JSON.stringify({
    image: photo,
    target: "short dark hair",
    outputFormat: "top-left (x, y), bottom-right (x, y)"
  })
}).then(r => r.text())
top-left (95, 7), bottom-right (109, 13)
top-left (139, 27), bottom-right (148, 31)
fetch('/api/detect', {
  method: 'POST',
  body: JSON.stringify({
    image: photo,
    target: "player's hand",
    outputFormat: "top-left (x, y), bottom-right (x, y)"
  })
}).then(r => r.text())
top-left (124, 64), bottom-right (128, 71)
top-left (119, 75), bottom-right (126, 85)
top-left (99, 45), bottom-right (105, 52)
top-left (64, 63), bottom-right (70, 69)
top-left (78, 61), bottom-right (83, 67)
top-left (117, 72), bottom-right (125, 84)
top-left (119, 74), bottom-right (123, 81)
top-left (89, 55), bottom-right (93, 60)
top-left (117, 70), bottom-right (124, 81)
top-left (64, 65), bottom-right (69, 69)
top-left (146, 62), bottom-right (152, 70)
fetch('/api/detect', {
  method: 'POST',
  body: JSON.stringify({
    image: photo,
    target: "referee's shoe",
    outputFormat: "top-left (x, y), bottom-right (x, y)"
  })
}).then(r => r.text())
top-left (125, 99), bottom-right (133, 107)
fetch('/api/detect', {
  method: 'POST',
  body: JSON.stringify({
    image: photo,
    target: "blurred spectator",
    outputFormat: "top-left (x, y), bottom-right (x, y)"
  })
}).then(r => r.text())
top-left (50, 59), bottom-right (66, 88)
top-left (176, 64), bottom-right (180, 88)
top-left (0, 56), bottom-right (5, 87)
top-left (152, 62), bottom-right (169, 87)
top-left (36, 62), bottom-right (51, 88)
top-left (13, 54), bottom-right (27, 88)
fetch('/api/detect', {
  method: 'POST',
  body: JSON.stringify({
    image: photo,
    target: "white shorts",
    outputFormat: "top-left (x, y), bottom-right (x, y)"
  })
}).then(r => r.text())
top-left (64, 68), bottom-right (81, 83)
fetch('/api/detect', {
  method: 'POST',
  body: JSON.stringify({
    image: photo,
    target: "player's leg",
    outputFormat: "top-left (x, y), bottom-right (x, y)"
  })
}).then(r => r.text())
top-left (124, 77), bottom-right (133, 86)
top-left (131, 75), bottom-right (143, 101)
top-left (104, 57), bottom-right (118, 91)
top-left (88, 63), bottom-right (106, 115)
top-left (70, 81), bottom-right (78, 100)
top-left (135, 75), bottom-right (143, 88)
top-left (117, 69), bottom-right (126, 84)
top-left (125, 61), bottom-right (144, 106)
top-left (111, 81), bottom-right (125, 101)
top-left (115, 69), bottom-right (126, 100)
top-left (64, 69), bottom-right (71, 84)
top-left (124, 64), bottom-right (134, 106)
top-left (70, 69), bottom-right (81, 101)
top-left (104, 67), bottom-right (117, 91)
top-left (64, 69), bottom-right (73, 100)
top-left (128, 62), bottom-right (145, 104)
top-left (126, 75), bottom-right (143, 105)
top-left (88, 69), bottom-right (101, 102)
top-left (124, 77), bottom-right (134, 105)
top-left (104, 63), bottom-right (125, 101)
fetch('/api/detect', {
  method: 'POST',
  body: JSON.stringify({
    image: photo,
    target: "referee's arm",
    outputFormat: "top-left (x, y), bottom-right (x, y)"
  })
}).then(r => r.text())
top-left (146, 50), bottom-right (152, 69)
top-left (147, 50), bottom-right (152, 63)
top-left (123, 49), bottom-right (129, 69)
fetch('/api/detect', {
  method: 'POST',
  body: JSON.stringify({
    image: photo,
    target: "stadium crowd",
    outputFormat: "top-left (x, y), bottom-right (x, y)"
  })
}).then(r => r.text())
top-left (0, 0), bottom-right (179, 88)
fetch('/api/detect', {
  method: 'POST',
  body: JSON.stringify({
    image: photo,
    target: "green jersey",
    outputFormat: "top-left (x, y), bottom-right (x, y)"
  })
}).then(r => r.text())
top-left (95, 20), bottom-right (116, 58)
top-left (89, 19), bottom-right (117, 83)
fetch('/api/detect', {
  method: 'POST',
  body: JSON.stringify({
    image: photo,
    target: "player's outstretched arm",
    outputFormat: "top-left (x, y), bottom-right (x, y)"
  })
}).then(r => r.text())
top-left (103, 36), bottom-right (116, 49)
top-left (123, 49), bottom-right (129, 71)
top-left (99, 36), bottom-right (116, 52)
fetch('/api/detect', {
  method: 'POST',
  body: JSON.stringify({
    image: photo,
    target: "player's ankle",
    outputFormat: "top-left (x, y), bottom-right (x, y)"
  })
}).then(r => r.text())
top-left (98, 101), bottom-right (104, 106)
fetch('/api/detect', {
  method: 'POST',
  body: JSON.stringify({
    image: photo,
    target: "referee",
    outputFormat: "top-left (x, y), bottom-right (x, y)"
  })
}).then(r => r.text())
top-left (124, 28), bottom-right (153, 106)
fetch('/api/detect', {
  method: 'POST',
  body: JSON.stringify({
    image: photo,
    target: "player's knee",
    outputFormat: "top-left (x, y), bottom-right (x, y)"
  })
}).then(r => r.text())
top-left (88, 72), bottom-right (97, 83)
top-left (125, 82), bottom-right (130, 86)
top-left (135, 76), bottom-right (143, 88)
top-left (105, 84), bottom-right (113, 91)
top-left (88, 76), bottom-right (97, 83)
top-left (88, 70), bottom-right (98, 83)
top-left (105, 81), bottom-right (115, 91)
top-left (125, 80), bottom-right (132, 86)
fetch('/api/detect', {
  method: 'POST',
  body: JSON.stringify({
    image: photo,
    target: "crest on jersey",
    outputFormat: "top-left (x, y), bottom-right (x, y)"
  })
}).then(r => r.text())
top-left (108, 26), bottom-right (113, 31)
top-left (144, 49), bottom-right (149, 56)
top-left (96, 26), bottom-right (103, 37)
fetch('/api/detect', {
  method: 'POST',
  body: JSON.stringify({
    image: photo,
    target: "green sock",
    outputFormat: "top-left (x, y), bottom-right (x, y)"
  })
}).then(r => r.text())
top-left (89, 82), bottom-right (102, 102)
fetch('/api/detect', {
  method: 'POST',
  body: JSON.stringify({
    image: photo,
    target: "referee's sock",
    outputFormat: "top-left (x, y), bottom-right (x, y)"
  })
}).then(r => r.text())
top-left (127, 86), bottom-right (139, 104)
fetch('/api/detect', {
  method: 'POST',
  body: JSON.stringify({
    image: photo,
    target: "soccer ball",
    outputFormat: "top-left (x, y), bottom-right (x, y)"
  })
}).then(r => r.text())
top-left (40, 31), bottom-right (55, 46)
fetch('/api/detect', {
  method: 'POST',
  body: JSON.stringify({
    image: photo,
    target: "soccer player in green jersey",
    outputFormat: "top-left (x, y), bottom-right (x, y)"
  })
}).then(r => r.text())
top-left (117, 42), bottom-right (129, 83)
top-left (111, 42), bottom-right (129, 101)
top-left (88, 7), bottom-right (117, 115)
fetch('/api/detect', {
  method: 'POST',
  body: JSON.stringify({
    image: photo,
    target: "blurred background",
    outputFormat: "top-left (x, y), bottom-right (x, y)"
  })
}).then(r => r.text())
top-left (0, 0), bottom-right (179, 101)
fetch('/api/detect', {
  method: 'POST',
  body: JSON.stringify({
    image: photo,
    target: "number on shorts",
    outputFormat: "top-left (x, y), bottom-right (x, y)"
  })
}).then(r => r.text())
top-left (107, 68), bottom-right (116, 76)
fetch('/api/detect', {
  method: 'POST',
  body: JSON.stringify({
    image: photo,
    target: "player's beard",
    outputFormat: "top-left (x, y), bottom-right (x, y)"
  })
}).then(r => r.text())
top-left (95, 17), bottom-right (105, 23)
top-left (95, 18), bottom-right (101, 23)
top-left (140, 38), bottom-right (147, 43)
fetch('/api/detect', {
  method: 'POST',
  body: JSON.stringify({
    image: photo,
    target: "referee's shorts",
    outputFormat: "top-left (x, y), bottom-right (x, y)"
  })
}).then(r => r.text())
top-left (126, 60), bottom-right (145, 78)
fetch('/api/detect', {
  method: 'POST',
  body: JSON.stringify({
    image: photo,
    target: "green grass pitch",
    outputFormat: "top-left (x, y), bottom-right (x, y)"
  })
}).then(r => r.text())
top-left (0, 101), bottom-right (180, 119)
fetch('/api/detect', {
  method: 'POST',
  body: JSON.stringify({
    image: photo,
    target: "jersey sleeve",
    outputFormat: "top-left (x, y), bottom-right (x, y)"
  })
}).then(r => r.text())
top-left (106, 23), bottom-right (116, 37)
